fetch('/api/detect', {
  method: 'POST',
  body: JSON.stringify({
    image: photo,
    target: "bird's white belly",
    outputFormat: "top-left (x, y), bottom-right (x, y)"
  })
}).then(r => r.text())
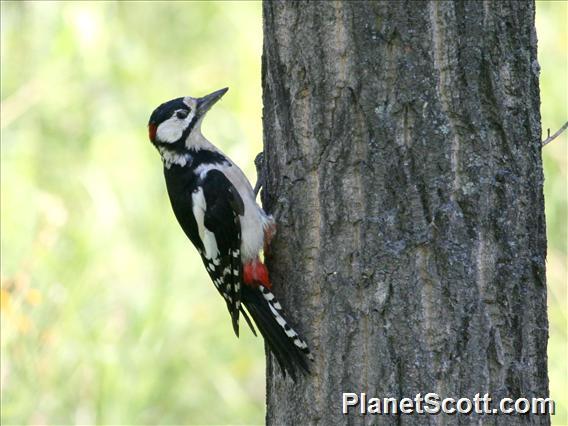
top-left (238, 204), bottom-right (266, 260)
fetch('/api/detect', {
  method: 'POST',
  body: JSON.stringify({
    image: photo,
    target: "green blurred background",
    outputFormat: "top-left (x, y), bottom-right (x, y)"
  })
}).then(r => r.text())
top-left (0, 1), bottom-right (565, 425)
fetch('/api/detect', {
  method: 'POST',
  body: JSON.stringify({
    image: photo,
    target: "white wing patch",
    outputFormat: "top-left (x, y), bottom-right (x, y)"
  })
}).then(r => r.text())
top-left (194, 161), bottom-right (270, 261)
top-left (191, 187), bottom-right (220, 260)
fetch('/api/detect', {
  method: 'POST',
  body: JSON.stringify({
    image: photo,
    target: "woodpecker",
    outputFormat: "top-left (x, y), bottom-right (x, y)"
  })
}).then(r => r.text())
top-left (148, 88), bottom-right (312, 379)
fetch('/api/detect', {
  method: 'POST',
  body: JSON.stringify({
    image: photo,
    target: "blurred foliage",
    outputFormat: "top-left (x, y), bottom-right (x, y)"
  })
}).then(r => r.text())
top-left (0, 1), bottom-right (565, 425)
top-left (537, 2), bottom-right (568, 425)
top-left (1, 2), bottom-right (264, 425)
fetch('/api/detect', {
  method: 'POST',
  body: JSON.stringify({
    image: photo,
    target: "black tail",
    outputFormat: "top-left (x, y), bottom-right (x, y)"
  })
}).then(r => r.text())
top-left (242, 285), bottom-right (312, 380)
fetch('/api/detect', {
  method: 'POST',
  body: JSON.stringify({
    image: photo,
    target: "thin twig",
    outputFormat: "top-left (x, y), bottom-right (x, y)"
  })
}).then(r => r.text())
top-left (542, 121), bottom-right (568, 146)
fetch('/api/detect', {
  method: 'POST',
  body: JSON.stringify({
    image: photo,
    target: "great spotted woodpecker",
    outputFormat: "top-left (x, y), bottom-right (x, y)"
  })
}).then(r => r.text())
top-left (148, 88), bottom-right (312, 379)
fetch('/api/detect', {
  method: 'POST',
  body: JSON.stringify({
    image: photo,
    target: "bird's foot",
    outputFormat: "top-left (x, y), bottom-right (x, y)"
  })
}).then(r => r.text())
top-left (253, 151), bottom-right (265, 197)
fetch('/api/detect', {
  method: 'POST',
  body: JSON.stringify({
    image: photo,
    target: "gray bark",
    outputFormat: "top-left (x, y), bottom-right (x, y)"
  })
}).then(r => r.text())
top-left (261, 1), bottom-right (548, 425)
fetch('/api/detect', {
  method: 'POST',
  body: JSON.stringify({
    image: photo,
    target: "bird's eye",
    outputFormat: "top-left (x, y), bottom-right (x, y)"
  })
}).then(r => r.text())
top-left (176, 110), bottom-right (189, 119)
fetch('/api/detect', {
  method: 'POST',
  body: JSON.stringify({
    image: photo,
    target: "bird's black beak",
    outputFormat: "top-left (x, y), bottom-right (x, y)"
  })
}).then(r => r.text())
top-left (196, 87), bottom-right (228, 117)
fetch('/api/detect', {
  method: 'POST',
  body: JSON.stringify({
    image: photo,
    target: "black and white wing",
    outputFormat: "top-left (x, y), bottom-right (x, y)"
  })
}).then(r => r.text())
top-left (192, 169), bottom-right (245, 335)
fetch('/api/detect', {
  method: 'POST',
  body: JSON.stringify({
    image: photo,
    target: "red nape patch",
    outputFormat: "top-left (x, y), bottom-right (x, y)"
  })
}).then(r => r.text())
top-left (148, 124), bottom-right (157, 142)
top-left (243, 258), bottom-right (271, 289)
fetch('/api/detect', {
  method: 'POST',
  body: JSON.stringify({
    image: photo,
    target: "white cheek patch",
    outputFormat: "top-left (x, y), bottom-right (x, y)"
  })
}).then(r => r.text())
top-left (156, 112), bottom-right (195, 144)
top-left (156, 117), bottom-right (184, 144)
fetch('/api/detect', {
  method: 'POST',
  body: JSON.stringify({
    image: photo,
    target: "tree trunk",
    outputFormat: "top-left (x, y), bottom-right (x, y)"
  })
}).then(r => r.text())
top-left (261, 1), bottom-right (548, 425)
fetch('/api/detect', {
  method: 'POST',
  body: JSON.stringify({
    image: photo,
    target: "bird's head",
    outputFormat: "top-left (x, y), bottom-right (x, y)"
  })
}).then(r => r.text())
top-left (148, 87), bottom-right (228, 148)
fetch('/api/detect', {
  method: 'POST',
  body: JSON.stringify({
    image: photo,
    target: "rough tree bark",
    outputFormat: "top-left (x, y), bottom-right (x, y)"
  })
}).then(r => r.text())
top-left (261, 1), bottom-right (548, 425)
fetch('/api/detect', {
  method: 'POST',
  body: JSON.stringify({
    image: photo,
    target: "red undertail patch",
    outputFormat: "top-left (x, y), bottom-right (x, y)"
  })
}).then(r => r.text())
top-left (243, 258), bottom-right (271, 289)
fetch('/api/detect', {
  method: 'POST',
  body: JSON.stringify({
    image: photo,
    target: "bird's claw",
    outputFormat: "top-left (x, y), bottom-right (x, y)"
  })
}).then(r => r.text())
top-left (253, 151), bottom-right (265, 197)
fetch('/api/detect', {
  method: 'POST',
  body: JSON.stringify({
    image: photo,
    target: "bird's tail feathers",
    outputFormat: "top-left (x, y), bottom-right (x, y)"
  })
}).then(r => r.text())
top-left (243, 284), bottom-right (312, 380)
